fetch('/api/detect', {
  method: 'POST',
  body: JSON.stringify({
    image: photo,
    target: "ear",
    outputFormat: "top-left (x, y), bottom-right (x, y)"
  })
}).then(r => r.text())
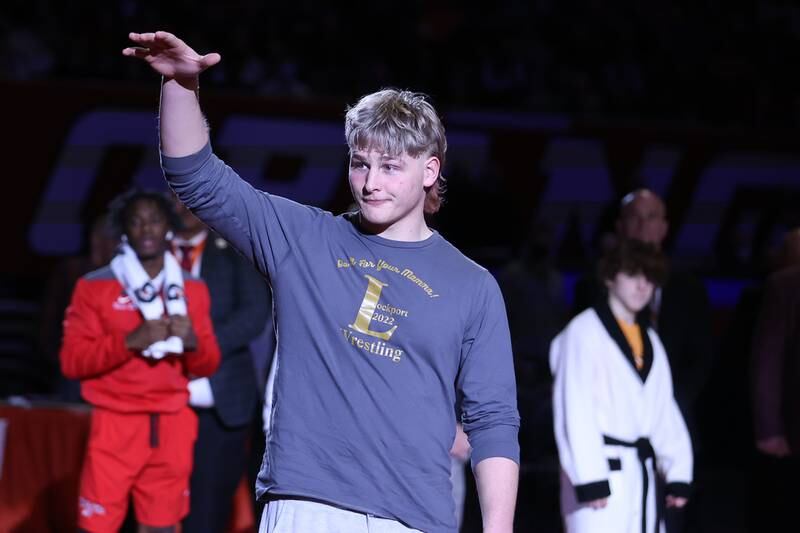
top-left (658, 219), bottom-right (669, 243)
top-left (423, 156), bottom-right (440, 188)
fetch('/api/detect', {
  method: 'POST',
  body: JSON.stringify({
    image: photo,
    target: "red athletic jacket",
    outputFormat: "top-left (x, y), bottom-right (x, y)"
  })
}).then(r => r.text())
top-left (60, 265), bottom-right (220, 413)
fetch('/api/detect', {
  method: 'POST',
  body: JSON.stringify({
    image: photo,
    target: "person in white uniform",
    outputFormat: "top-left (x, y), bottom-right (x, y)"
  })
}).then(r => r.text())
top-left (550, 239), bottom-right (692, 533)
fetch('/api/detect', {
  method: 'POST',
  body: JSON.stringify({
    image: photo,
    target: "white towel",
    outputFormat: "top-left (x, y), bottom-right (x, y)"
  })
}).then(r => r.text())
top-left (111, 242), bottom-right (187, 359)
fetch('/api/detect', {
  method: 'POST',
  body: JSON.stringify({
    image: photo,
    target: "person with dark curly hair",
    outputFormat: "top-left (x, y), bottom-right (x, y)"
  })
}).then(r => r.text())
top-left (550, 239), bottom-right (692, 533)
top-left (60, 189), bottom-right (220, 533)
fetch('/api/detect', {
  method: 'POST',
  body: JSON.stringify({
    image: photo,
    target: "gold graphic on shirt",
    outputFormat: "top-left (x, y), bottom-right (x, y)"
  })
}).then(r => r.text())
top-left (336, 257), bottom-right (439, 298)
top-left (348, 274), bottom-right (398, 340)
top-left (341, 329), bottom-right (404, 363)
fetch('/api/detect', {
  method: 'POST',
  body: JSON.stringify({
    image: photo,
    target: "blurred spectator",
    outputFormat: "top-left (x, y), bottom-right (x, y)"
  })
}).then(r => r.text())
top-left (575, 190), bottom-right (713, 447)
top-left (171, 195), bottom-right (272, 533)
top-left (573, 188), bottom-right (713, 533)
top-left (59, 190), bottom-right (220, 532)
top-left (749, 227), bottom-right (800, 531)
top-left (498, 219), bottom-right (565, 457)
top-left (551, 239), bottom-right (692, 533)
top-left (497, 218), bottom-right (566, 531)
top-left (0, 1), bottom-right (781, 130)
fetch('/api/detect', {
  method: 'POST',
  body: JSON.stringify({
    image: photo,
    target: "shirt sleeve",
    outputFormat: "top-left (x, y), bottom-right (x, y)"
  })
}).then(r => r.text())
top-left (161, 142), bottom-right (326, 282)
top-left (457, 271), bottom-right (520, 467)
top-left (59, 279), bottom-right (137, 379)
top-left (649, 332), bottom-right (693, 496)
top-left (551, 320), bottom-right (612, 502)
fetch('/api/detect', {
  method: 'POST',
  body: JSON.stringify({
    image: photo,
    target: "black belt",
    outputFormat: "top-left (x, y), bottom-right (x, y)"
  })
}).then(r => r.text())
top-left (603, 435), bottom-right (659, 533)
top-left (149, 413), bottom-right (160, 448)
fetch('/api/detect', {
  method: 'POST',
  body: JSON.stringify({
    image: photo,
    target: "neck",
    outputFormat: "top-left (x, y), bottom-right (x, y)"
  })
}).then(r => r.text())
top-left (608, 294), bottom-right (636, 324)
top-left (140, 254), bottom-right (164, 279)
top-left (359, 214), bottom-right (432, 242)
top-left (177, 228), bottom-right (204, 240)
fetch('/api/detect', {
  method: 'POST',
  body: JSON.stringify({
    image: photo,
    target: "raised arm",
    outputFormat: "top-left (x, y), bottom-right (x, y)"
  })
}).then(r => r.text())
top-left (123, 31), bottom-right (219, 156)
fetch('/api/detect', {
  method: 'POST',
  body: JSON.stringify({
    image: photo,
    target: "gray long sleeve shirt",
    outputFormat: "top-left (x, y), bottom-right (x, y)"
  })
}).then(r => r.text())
top-left (162, 143), bottom-right (519, 532)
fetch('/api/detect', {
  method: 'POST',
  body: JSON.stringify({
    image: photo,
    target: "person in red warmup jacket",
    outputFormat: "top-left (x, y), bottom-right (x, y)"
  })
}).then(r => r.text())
top-left (60, 189), bottom-right (220, 533)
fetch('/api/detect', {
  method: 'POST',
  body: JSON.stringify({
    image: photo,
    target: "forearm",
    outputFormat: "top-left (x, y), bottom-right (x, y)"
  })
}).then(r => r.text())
top-left (159, 77), bottom-right (209, 157)
top-left (185, 336), bottom-right (220, 377)
top-left (474, 456), bottom-right (518, 533)
top-left (61, 332), bottom-right (135, 379)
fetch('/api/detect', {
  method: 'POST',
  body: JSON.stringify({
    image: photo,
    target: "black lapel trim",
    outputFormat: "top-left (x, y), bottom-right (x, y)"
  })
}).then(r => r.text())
top-left (593, 300), bottom-right (653, 382)
top-left (636, 308), bottom-right (654, 380)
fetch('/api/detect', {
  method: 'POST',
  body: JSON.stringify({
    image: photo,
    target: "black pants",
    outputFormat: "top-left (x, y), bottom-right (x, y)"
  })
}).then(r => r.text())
top-left (182, 409), bottom-right (250, 533)
top-left (748, 453), bottom-right (800, 532)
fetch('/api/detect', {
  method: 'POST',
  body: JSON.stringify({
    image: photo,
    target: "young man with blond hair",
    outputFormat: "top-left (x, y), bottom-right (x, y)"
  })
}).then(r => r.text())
top-left (124, 31), bottom-right (519, 533)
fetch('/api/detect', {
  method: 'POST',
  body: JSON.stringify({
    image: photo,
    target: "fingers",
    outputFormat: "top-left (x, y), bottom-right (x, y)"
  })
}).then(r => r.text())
top-left (124, 31), bottom-right (176, 58)
top-left (121, 47), bottom-right (151, 59)
top-left (200, 53), bottom-right (222, 69)
top-left (124, 32), bottom-right (222, 72)
top-left (128, 31), bottom-right (174, 43)
top-left (666, 496), bottom-right (688, 508)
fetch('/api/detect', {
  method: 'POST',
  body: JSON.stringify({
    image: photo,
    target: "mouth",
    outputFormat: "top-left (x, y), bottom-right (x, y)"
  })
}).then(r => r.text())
top-left (363, 198), bottom-right (390, 207)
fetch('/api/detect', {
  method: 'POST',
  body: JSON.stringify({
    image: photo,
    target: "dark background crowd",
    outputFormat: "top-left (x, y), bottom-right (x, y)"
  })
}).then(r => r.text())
top-left (0, 0), bottom-right (792, 130)
top-left (1, 1), bottom-right (800, 532)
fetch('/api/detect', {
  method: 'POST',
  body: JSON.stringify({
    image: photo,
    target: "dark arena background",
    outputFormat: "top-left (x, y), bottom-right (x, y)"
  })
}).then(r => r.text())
top-left (0, 1), bottom-right (797, 532)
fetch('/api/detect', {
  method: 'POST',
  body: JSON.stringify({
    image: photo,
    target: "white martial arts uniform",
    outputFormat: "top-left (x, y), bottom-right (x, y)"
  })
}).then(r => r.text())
top-left (550, 303), bottom-right (693, 533)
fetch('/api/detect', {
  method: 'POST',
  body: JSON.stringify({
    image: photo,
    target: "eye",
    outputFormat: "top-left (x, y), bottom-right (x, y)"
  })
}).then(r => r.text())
top-left (350, 160), bottom-right (368, 170)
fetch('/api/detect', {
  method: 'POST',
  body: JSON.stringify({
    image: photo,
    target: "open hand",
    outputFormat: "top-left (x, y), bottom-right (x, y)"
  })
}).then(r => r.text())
top-left (449, 424), bottom-right (471, 462)
top-left (122, 31), bottom-right (221, 86)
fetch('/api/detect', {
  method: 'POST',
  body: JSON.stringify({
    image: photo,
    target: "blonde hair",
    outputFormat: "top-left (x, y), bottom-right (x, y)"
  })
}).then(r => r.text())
top-left (345, 89), bottom-right (447, 214)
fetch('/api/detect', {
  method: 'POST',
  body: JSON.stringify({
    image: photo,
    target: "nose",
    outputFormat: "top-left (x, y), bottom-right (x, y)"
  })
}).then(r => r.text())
top-left (363, 166), bottom-right (380, 193)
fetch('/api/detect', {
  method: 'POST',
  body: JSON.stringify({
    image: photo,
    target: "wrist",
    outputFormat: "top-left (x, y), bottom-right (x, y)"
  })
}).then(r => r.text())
top-left (162, 75), bottom-right (200, 93)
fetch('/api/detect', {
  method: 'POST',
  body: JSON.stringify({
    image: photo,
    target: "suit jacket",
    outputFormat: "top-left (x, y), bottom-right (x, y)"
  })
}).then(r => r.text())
top-left (573, 270), bottom-right (714, 425)
top-left (200, 233), bottom-right (271, 428)
top-left (752, 265), bottom-right (800, 452)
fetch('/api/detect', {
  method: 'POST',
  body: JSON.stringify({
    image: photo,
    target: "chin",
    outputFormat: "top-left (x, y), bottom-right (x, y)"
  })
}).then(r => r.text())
top-left (135, 249), bottom-right (163, 261)
top-left (360, 210), bottom-right (393, 227)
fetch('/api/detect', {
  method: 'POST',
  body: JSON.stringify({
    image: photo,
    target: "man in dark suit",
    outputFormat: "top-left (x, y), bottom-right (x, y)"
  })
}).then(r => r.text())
top-left (172, 196), bottom-right (271, 533)
top-left (573, 189), bottom-right (713, 533)
top-left (576, 190), bottom-right (713, 428)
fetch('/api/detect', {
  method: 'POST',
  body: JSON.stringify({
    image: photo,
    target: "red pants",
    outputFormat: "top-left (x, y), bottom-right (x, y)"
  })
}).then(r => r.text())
top-left (77, 407), bottom-right (197, 532)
